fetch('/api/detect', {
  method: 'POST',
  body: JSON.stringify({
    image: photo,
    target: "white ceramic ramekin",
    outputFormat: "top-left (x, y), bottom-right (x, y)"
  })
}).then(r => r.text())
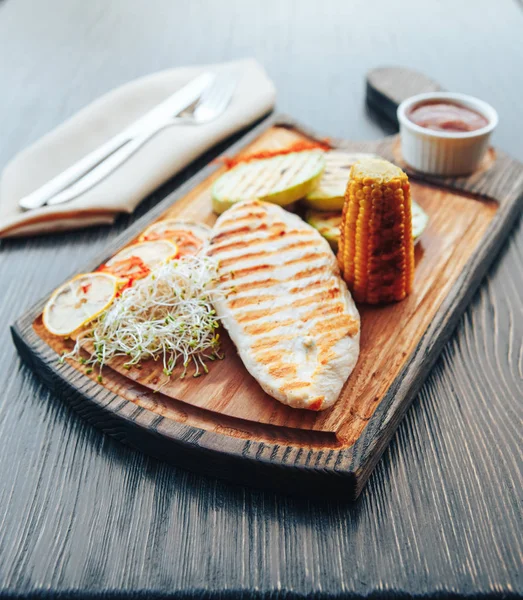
top-left (397, 92), bottom-right (498, 176)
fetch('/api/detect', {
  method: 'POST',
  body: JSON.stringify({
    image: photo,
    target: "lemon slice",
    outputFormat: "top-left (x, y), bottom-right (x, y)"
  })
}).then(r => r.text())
top-left (304, 151), bottom-right (378, 211)
top-left (212, 150), bottom-right (325, 214)
top-left (139, 220), bottom-right (211, 255)
top-left (306, 200), bottom-right (428, 252)
top-left (43, 272), bottom-right (119, 336)
top-left (105, 240), bottom-right (178, 270)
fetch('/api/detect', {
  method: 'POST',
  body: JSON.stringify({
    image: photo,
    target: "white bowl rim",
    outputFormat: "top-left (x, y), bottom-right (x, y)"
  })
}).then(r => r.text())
top-left (397, 92), bottom-right (498, 139)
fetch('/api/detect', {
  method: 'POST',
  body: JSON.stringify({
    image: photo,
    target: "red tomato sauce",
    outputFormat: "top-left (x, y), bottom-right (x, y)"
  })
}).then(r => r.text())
top-left (408, 101), bottom-right (489, 132)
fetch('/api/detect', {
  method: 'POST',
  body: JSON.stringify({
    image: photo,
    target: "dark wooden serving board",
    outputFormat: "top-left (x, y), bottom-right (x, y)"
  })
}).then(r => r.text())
top-left (11, 68), bottom-right (523, 499)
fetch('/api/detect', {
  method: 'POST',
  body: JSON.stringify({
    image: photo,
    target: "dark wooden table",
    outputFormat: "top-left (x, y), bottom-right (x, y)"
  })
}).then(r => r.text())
top-left (1, 0), bottom-right (522, 597)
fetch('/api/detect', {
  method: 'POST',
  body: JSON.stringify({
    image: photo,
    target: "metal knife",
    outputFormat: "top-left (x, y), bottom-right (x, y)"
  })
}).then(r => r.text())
top-left (19, 72), bottom-right (215, 211)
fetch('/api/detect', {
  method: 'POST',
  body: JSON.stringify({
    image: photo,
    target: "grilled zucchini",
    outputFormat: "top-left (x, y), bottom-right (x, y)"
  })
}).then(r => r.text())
top-left (304, 151), bottom-right (378, 211)
top-left (212, 150), bottom-right (325, 214)
top-left (306, 200), bottom-right (428, 252)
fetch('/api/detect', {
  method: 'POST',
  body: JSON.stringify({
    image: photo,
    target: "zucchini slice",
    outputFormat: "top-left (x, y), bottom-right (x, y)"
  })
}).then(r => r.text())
top-left (411, 200), bottom-right (429, 241)
top-left (304, 151), bottom-right (378, 211)
top-left (305, 210), bottom-right (342, 250)
top-left (306, 200), bottom-right (429, 252)
top-left (212, 150), bottom-right (325, 214)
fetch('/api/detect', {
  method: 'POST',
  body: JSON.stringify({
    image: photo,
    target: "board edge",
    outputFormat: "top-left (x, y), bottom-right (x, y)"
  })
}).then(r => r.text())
top-left (10, 112), bottom-right (523, 498)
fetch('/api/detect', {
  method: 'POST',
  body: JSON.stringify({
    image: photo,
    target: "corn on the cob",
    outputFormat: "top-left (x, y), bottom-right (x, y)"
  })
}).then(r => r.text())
top-left (338, 158), bottom-right (415, 304)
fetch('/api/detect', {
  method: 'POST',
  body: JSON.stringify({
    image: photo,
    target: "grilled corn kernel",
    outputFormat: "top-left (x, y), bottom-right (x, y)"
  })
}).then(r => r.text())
top-left (338, 158), bottom-right (415, 304)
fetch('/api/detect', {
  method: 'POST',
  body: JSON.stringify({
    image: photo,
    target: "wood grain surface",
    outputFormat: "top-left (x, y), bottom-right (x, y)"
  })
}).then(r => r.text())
top-left (15, 109), bottom-right (517, 499)
top-left (23, 121), bottom-right (501, 449)
top-left (0, 0), bottom-right (522, 597)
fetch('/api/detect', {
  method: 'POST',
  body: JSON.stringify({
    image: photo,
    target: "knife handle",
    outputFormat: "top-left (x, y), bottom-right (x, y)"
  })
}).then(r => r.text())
top-left (45, 120), bottom-right (173, 207)
top-left (18, 134), bottom-right (132, 211)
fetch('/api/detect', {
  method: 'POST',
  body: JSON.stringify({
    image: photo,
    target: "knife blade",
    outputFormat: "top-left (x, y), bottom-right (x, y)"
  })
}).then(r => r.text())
top-left (19, 72), bottom-right (216, 211)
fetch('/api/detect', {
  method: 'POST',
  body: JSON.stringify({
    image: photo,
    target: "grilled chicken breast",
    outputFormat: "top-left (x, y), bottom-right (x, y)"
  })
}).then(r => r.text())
top-left (208, 200), bottom-right (360, 410)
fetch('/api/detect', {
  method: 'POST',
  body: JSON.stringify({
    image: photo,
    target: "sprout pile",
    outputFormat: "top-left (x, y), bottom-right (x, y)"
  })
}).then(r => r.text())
top-left (62, 255), bottom-right (222, 379)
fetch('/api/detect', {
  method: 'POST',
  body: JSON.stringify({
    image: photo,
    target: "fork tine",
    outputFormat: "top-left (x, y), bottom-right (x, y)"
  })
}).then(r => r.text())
top-left (201, 86), bottom-right (230, 115)
top-left (211, 76), bottom-right (237, 112)
top-left (193, 72), bottom-right (237, 121)
top-left (201, 76), bottom-right (234, 110)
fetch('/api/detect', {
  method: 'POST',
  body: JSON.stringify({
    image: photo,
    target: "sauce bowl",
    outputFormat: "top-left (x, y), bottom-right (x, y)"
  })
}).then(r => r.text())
top-left (397, 92), bottom-right (498, 176)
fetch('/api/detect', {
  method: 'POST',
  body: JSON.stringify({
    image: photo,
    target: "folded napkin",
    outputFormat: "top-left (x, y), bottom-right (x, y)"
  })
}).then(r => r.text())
top-left (0, 58), bottom-right (275, 238)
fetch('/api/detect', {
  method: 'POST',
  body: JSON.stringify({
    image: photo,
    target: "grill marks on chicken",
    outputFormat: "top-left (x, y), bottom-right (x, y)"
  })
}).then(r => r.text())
top-left (209, 200), bottom-right (360, 410)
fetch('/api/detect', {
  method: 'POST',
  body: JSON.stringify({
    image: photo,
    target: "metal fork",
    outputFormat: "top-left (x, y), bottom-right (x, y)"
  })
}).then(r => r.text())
top-left (39, 73), bottom-right (238, 208)
top-left (178, 72), bottom-right (238, 124)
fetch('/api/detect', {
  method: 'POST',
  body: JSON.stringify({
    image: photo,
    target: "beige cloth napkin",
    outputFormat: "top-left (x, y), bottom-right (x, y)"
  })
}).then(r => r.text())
top-left (0, 58), bottom-right (276, 238)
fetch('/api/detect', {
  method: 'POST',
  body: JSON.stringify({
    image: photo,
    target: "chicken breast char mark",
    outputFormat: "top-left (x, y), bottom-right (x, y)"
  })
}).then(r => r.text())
top-left (209, 200), bottom-right (360, 411)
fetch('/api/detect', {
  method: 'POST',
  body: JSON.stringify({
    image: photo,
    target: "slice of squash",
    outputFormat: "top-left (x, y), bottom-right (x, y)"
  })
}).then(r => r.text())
top-left (212, 150), bottom-right (325, 214)
top-left (305, 210), bottom-right (342, 250)
top-left (306, 200), bottom-right (429, 252)
top-left (304, 151), bottom-right (378, 211)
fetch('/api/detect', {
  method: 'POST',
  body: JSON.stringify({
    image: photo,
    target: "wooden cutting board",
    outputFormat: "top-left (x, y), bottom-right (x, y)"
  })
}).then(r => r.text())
top-left (11, 68), bottom-right (523, 499)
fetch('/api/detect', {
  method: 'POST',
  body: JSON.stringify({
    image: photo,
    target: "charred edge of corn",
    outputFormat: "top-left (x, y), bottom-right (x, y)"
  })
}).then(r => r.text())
top-left (337, 164), bottom-right (415, 304)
